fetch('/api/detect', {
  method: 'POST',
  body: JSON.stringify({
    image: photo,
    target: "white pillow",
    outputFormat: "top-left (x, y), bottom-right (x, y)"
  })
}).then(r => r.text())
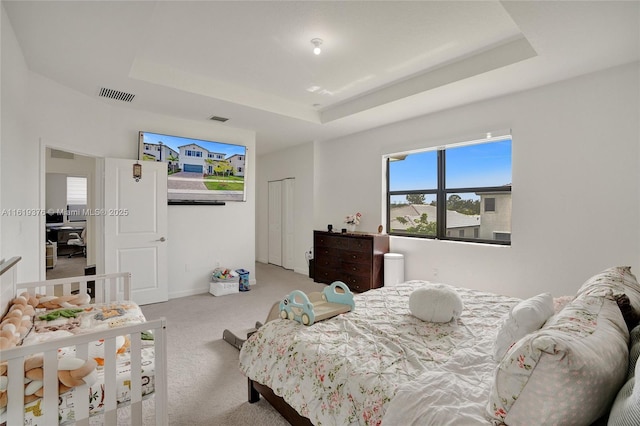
top-left (487, 294), bottom-right (628, 425)
top-left (493, 293), bottom-right (555, 361)
top-left (408, 283), bottom-right (463, 323)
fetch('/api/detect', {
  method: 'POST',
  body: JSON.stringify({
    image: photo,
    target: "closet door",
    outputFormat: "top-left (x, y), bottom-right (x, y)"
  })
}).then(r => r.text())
top-left (282, 178), bottom-right (295, 270)
top-left (268, 180), bottom-right (282, 266)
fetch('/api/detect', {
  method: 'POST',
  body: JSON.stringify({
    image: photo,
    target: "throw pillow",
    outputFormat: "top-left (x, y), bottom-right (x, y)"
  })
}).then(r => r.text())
top-left (493, 293), bottom-right (555, 362)
top-left (576, 266), bottom-right (640, 315)
top-left (408, 283), bottom-right (464, 323)
top-left (487, 293), bottom-right (629, 426)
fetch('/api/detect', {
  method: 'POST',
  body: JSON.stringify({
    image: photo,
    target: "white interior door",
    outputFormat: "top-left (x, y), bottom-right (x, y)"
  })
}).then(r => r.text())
top-left (104, 159), bottom-right (168, 305)
top-left (268, 180), bottom-right (282, 266)
top-left (282, 178), bottom-right (295, 270)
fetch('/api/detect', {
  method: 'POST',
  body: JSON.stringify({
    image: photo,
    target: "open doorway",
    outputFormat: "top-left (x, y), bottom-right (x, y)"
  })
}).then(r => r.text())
top-left (45, 148), bottom-right (97, 280)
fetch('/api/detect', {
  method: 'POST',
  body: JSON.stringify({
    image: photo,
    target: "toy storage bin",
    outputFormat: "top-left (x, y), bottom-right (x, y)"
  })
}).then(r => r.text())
top-left (236, 269), bottom-right (250, 292)
top-left (210, 280), bottom-right (239, 297)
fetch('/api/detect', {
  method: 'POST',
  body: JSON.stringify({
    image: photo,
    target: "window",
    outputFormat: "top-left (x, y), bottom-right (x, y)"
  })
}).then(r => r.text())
top-left (67, 176), bottom-right (87, 222)
top-left (387, 137), bottom-right (512, 245)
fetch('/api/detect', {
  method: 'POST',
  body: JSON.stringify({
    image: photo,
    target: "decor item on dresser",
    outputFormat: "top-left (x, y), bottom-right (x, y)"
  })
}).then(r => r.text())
top-left (344, 212), bottom-right (362, 232)
top-left (313, 230), bottom-right (389, 292)
top-left (239, 266), bottom-right (640, 425)
top-left (0, 256), bottom-right (168, 425)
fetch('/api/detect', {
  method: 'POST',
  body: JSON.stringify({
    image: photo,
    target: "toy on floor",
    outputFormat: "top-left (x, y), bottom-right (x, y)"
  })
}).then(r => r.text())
top-left (222, 281), bottom-right (355, 350)
top-left (279, 281), bottom-right (355, 326)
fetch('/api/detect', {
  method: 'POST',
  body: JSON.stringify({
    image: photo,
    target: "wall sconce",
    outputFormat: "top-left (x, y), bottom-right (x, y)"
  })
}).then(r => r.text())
top-left (133, 162), bottom-right (142, 182)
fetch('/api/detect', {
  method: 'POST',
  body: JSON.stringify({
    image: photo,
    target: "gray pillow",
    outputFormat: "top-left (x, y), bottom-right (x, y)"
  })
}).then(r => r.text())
top-left (608, 324), bottom-right (640, 426)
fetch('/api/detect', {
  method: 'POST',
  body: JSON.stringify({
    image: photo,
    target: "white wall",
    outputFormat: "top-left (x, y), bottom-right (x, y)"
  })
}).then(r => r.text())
top-left (1, 9), bottom-right (256, 296)
top-left (311, 62), bottom-right (639, 299)
top-left (256, 142), bottom-right (314, 275)
top-left (254, 63), bottom-right (639, 299)
top-left (1, 3), bottom-right (33, 273)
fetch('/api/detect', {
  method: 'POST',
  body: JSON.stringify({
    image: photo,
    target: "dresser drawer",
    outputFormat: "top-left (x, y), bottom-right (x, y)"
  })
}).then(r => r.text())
top-left (314, 266), bottom-right (340, 284)
top-left (343, 274), bottom-right (371, 293)
top-left (315, 234), bottom-right (349, 249)
top-left (341, 260), bottom-right (371, 277)
top-left (349, 238), bottom-right (372, 252)
top-left (340, 250), bottom-right (372, 264)
top-left (314, 254), bottom-right (340, 269)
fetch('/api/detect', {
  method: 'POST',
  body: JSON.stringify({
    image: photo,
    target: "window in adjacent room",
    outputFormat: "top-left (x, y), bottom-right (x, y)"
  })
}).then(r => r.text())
top-left (67, 176), bottom-right (87, 222)
top-left (386, 134), bottom-right (512, 245)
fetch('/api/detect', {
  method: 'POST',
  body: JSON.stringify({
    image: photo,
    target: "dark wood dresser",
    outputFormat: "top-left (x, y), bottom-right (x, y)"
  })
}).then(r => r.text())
top-left (313, 230), bottom-right (390, 292)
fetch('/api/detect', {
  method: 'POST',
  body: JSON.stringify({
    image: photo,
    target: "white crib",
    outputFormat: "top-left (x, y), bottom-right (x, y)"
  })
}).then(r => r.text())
top-left (0, 256), bottom-right (168, 425)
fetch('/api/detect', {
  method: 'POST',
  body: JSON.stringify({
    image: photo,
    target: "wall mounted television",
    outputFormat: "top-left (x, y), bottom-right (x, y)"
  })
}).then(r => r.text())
top-left (138, 131), bottom-right (247, 205)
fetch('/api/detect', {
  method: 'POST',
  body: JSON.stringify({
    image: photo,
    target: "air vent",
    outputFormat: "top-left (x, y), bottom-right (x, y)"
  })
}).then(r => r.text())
top-left (98, 87), bottom-right (135, 102)
top-left (209, 115), bottom-right (229, 123)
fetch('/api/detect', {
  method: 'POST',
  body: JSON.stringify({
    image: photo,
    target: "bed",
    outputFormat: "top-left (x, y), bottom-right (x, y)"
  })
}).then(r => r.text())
top-left (239, 267), bottom-right (640, 425)
top-left (0, 256), bottom-right (168, 425)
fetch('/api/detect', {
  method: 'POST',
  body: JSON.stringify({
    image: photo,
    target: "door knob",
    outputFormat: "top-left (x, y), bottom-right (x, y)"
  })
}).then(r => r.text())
top-left (156, 237), bottom-right (166, 242)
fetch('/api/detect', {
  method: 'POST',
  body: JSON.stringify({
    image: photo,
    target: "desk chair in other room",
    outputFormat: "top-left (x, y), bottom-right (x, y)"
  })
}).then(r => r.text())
top-left (67, 228), bottom-right (86, 258)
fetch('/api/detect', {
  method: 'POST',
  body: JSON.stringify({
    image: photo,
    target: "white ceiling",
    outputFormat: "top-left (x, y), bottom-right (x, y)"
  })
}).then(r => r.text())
top-left (4, 1), bottom-right (639, 155)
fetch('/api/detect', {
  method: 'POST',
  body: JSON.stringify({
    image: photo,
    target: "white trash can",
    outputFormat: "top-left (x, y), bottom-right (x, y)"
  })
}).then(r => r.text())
top-left (384, 253), bottom-right (405, 286)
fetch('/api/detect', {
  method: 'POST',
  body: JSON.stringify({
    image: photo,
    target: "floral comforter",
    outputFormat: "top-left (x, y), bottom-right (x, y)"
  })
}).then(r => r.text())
top-left (239, 281), bottom-right (519, 426)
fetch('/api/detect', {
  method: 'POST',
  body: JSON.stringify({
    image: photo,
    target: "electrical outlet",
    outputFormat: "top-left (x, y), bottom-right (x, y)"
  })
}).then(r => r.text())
top-left (432, 267), bottom-right (439, 278)
top-left (216, 260), bottom-right (221, 268)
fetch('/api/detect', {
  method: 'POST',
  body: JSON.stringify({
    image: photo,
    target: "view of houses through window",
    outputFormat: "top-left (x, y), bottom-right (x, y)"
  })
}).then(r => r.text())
top-left (387, 137), bottom-right (512, 245)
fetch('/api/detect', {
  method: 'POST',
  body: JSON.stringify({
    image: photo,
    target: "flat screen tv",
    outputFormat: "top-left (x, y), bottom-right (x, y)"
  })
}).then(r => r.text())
top-left (138, 131), bottom-right (247, 204)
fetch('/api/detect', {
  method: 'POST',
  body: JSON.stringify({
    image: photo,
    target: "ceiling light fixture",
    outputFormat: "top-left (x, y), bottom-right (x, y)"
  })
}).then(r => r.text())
top-left (311, 38), bottom-right (323, 55)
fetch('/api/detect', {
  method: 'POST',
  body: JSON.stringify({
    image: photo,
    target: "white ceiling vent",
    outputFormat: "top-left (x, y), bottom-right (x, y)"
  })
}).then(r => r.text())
top-left (209, 115), bottom-right (229, 123)
top-left (99, 87), bottom-right (135, 102)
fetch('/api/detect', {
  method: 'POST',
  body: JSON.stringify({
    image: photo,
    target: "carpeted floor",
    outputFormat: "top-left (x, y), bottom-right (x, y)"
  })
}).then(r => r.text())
top-left (46, 255), bottom-right (87, 280)
top-left (141, 262), bottom-right (326, 425)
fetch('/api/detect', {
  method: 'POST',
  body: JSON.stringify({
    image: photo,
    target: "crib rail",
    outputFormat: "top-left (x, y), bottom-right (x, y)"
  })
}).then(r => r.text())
top-left (16, 271), bottom-right (132, 303)
top-left (1, 272), bottom-right (167, 425)
top-left (0, 318), bottom-right (168, 425)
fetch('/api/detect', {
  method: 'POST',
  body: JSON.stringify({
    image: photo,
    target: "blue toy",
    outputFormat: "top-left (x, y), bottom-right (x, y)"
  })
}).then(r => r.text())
top-left (279, 281), bottom-right (355, 326)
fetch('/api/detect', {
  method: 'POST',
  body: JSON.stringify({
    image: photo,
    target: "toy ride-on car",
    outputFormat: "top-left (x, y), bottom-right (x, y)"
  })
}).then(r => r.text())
top-left (279, 281), bottom-right (355, 326)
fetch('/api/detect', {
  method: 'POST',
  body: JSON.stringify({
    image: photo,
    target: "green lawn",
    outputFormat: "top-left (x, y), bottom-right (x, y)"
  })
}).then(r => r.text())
top-left (204, 175), bottom-right (244, 181)
top-left (203, 178), bottom-right (244, 191)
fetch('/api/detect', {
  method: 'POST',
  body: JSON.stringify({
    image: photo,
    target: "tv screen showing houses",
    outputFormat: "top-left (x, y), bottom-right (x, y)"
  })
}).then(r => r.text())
top-left (139, 131), bottom-right (247, 202)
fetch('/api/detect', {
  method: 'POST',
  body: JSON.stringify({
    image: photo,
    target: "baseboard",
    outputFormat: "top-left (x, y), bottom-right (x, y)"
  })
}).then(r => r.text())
top-left (294, 267), bottom-right (309, 276)
top-left (169, 287), bottom-right (208, 300)
top-left (169, 280), bottom-right (257, 300)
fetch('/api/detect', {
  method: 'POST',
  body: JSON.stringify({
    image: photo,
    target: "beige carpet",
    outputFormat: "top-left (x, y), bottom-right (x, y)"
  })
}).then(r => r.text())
top-left (141, 262), bottom-right (327, 425)
top-left (46, 255), bottom-right (87, 280)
